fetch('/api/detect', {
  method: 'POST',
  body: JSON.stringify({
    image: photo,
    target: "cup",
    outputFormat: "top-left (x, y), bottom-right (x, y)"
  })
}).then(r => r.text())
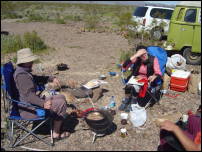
top-left (182, 114), bottom-right (188, 122)
top-left (120, 113), bottom-right (128, 120)
top-left (120, 128), bottom-right (127, 138)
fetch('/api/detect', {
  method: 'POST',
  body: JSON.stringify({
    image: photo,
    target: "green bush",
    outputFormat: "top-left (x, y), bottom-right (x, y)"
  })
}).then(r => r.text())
top-left (27, 13), bottom-right (45, 22)
top-left (1, 35), bottom-right (23, 53)
top-left (83, 7), bottom-right (100, 30)
top-left (55, 17), bottom-right (66, 24)
top-left (64, 15), bottom-right (82, 21)
top-left (1, 31), bottom-right (47, 54)
top-left (23, 31), bottom-right (47, 52)
top-left (119, 49), bottom-right (134, 63)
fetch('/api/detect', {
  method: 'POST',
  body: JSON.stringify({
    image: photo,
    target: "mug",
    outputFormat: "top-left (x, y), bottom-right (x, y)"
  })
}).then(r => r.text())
top-left (120, 128), bottom-right (127, 138)
top-left (182, 114), bottom-right (189, 122)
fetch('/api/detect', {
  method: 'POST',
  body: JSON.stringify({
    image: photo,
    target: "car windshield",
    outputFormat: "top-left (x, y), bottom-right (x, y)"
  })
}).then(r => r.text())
top-left (133, 7), bottom-right (148, 17)
top-left (150, 8), bottom-right (173, 20)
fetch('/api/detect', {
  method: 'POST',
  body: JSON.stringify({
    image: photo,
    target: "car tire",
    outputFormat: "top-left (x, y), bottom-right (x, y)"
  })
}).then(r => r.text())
top-left (150, 28), bottom-right (163, 40)
top-left (183, 47), bottom-right (201, 65)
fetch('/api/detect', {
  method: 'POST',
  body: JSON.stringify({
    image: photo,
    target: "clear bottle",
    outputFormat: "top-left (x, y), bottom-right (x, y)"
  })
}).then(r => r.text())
top-left (109, 96), bottom-right (116, 108)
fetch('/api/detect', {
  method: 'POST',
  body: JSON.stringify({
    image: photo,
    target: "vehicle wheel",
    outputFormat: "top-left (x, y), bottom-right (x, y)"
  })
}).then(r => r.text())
top-left (183, 47), bottom-right (201, 65)
top-left (150, 28), bottom-right (163, 40)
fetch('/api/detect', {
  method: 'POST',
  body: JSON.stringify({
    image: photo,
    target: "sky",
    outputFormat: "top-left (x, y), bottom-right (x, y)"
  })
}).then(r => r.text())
top-left (149, 1), bottom-right (179, 5)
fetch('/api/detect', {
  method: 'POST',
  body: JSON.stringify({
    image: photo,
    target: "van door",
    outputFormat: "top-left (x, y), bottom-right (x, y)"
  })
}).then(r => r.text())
top-left (168, 7), bottom-right (186, 50)
top-left (192, 8), bottom-right (201, 53)
top-left (179, 8), bottom-right (197, 49)
top-left (169, 7), bottom-right (198, 50)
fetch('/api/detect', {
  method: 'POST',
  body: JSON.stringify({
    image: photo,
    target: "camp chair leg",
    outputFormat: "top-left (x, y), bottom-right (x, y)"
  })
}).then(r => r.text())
top-left (9, 121), bottom-right (14, 147)
top-left (50, 119), bottom-right (54, 145)
top-left (146, 90), bottom-right (158, 103)
top-left (12, 119), bottom-right (52, 147)
top-left (145, 98), bottom-right (152, 109)
top-left (7, 120), bottom-right (15, 148)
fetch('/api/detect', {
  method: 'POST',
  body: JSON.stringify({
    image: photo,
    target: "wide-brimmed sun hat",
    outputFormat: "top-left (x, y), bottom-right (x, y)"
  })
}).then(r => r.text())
top-left (16, 48), bottom-right (38, 65)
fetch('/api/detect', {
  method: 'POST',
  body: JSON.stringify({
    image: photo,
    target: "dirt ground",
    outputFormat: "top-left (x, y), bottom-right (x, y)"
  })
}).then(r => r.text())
top-left (1, 19), bottom-right (201, 151)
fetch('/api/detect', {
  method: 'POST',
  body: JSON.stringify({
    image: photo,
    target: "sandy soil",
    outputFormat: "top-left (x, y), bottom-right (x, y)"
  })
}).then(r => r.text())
top-left (1, 19), bottom-right (201, 151)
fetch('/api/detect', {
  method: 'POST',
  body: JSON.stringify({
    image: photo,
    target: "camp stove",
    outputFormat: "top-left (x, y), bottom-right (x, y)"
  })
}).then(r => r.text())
top-left (91, 131), bottom-right (105, 143)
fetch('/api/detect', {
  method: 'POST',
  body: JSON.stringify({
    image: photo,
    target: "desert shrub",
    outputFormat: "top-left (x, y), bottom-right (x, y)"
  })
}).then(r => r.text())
top-left (119, 49), bottom-right (134, 63)
top-left (28, 13), bottom-right (45, 21)
top-left (115, 12), bottom-right (133, 30)
top-left (23, 31), bottom-right (47, 52)
top-left (1, 35), bottom-right (23, 53)
top-left (84, 15), bottom-right (100, 30)
top-left (64, 15), bottom-right (82, 21)
top-left (55, 17), bottom-right (66, 24)
top-left (1, 31), bottom-right (47, 54)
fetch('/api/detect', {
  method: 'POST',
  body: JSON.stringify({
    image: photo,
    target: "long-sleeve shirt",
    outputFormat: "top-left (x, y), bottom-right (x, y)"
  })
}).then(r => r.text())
top-left (123, 56), bottom-right (162, 79)
top-left (14, 66), bottom-right (54, 107)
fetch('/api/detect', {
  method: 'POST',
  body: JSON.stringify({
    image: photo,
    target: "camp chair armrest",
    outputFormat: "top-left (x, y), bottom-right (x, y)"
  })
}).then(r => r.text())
top-left (7, 98), bottom-right (44, 110)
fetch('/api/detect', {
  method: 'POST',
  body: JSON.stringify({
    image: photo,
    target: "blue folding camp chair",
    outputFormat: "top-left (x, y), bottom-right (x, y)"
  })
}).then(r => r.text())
top-left (1, 62), bottom-right (54, 148)
top-left (120, 46), bottom-right (167, 109)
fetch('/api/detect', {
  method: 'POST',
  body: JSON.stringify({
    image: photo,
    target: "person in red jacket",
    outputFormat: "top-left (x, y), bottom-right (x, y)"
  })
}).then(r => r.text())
top-left (119, 45), bottom-right (162, 111)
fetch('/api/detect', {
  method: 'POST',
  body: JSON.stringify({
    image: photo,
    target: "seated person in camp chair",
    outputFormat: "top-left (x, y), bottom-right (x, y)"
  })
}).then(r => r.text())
top-left (14, 48), bottom-right (73, 142)
top-left (119, 45), bottom-right (162, 111)
top-left (158, 105), bottom-right (201, 151)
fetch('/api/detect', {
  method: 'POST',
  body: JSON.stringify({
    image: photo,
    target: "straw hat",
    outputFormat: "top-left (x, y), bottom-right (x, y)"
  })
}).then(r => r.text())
top-left (16, 48), bottom-right (38, 65)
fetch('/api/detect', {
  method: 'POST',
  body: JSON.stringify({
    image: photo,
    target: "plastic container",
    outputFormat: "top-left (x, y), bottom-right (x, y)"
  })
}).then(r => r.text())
top-left (120, 113), bottom-right (129, 120)
top-left (36, 109), bottom-right (45, 117)
top-left (109, 96), bottom-right (116, 108)
top-left (170, 70), bottom-right (191, 92)
top-left (120, 128), bottom-right (127, 138)
top-left (109, 72), bottom-right (117, 76)
top-left (170, 76), bottom-right (190, 92)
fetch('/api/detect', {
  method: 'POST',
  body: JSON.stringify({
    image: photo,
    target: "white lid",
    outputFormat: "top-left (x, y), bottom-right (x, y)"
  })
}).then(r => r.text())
top-left (171, 70), bottom-right (191, 78)
top-left (120, 128), bottom-right (127, 133)
top-left (120, 113), bottom-right (129, 119)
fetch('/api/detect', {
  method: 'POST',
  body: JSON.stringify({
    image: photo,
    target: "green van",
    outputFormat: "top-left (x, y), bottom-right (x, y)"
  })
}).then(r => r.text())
top-left (164, 1), bottom-right (201, 65)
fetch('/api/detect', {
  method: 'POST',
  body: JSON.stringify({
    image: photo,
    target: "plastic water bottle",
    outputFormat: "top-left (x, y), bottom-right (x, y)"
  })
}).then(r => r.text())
top-left (109, 96), bottom-right (116, 108)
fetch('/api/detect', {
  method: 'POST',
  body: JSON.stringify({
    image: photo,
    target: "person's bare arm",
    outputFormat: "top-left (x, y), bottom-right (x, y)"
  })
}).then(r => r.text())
top-left (160, 120), bottom-right (201, 151)
top-left (173, 125), bottom-right (201, 151)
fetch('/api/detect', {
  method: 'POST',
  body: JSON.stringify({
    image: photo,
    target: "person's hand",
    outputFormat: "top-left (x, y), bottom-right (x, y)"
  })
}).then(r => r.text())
top-left (148, 75), bottom-right (157, 82)
top-left (160, 120), bottom-right (178, 132)
top-left (44, 100), bottom-right (52, 109)
top-left (130, 49), bottom-right (147, 61)
top-left (53, 78), bottom-right (61, 88)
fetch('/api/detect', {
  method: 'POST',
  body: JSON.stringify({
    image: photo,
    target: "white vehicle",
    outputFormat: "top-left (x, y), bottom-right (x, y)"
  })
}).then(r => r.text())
top-left (131, 6), bottom-right (174, 40)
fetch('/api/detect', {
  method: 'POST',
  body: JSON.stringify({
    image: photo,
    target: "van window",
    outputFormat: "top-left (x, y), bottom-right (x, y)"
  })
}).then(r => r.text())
top-left (133, 7), bottom-right (148, 17)
top-left (184, 9), bottom-right (197, 23)
top-left (150, 8), bottom-right (173, 19)
top-left (177, 8), bottom-right (185, 21)
top-left (199, 9), bottom-right (201, 24)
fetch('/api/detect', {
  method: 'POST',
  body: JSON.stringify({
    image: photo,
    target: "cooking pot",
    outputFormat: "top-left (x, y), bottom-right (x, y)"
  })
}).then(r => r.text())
top-left (84, 110), bottom-right (113, 134)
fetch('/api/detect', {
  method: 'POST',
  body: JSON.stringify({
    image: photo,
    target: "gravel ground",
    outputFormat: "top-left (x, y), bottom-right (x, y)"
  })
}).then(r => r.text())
top-left (1, 19), bottom-right (201, 151)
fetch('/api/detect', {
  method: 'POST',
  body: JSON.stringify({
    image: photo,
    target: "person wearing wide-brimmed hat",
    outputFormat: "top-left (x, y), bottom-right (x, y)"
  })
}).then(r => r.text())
top-left (14, 48), bottom-right (70, 140)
